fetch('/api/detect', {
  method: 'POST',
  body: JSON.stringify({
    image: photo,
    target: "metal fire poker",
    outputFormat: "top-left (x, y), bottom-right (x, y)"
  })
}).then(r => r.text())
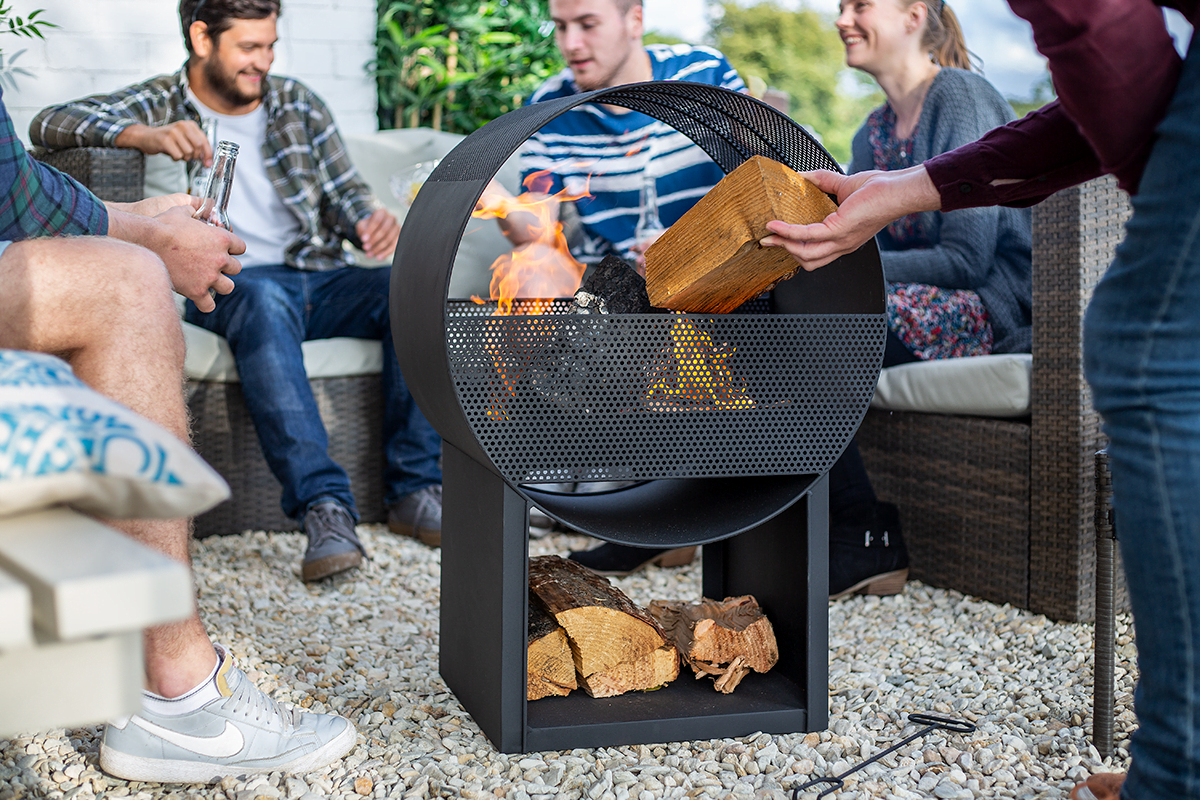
top-left (791, 713), bottom-right (976, 799)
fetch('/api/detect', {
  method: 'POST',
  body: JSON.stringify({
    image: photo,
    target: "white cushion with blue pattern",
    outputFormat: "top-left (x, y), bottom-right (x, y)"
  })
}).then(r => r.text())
top-left (0, 350), bottom-right (230, 519)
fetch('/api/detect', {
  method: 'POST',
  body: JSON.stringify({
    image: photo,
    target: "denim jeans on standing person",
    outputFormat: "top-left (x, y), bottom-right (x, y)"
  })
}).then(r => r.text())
top-left (1082, 37), bottom-right (1200, 800)
top-left (185, 264), bottom-right (442, 521)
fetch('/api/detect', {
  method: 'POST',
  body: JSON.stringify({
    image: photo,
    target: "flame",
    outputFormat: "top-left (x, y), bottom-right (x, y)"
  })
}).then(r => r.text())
top-left (646, 317), bottom-right (756, 410)
top-left (473, 169), bottom-right (590, 315)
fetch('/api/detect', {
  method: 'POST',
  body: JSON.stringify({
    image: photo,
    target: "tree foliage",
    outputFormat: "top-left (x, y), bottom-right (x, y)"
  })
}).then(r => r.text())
top-left (712, 1), bottom-right (880, 165)
top-left (370, 0), bottom-right (564, 134)
top-left (1008, 71), bottom-right (1055, 119)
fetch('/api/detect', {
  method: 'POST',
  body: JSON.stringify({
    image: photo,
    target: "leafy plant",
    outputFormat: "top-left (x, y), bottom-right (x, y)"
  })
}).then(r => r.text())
top-left (0, 0), bottom-right (54, 45)
top-left (370, 0), bottom-right (563, 134)
top-left (0, 2), bottom-right (54, 91)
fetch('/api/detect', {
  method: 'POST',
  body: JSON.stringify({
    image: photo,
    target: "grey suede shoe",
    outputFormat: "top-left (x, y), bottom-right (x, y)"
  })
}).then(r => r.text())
top-left (301, 500), bottom-right (365, 581)
top-left (388, 485), bottom-right (442, 547)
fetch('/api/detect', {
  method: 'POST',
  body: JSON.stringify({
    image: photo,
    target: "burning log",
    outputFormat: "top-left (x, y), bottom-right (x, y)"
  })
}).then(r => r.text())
top-left (643, 155), bottom-right (838, 313)
top-left (529, 555), bottom-right (679, 698)
top-left (648, 595), bottom-right (779, 694)
top-left (527, 590), bottom-right (577, 700)
top-left (473, 170), bottom-right (589, 315)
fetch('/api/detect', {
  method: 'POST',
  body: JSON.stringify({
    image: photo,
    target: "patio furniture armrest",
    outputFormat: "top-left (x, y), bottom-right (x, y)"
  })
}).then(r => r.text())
top-left (31, 146), bottom-right (146, 204)
top-left (0, 507), bottom-right (193, 738)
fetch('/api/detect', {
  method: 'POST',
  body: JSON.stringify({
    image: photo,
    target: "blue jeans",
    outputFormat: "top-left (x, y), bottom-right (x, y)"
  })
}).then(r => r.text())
top-left (1083, 39), bottom-right (1200, 800)
top-left (185, 264), bottom-right (442, 521)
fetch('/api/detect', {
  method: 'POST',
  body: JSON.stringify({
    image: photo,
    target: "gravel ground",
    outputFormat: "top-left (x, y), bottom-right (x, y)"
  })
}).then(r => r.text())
top-left (0, 524), bottom-right (1138, 800)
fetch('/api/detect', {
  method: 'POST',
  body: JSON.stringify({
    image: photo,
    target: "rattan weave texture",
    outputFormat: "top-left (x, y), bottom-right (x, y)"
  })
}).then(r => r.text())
top-left (187, 376), bottom-right (386, 538)
top-left (860, 176), bottom-right (1131, 622)
top-left (32, 147), bottom-right (144, 203)
top-left (26, 149), bottom-right (390, 537)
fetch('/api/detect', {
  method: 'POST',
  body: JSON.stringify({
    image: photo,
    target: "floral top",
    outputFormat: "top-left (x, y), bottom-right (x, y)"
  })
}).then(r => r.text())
top-left (866, 101), bottom-right (993, 361)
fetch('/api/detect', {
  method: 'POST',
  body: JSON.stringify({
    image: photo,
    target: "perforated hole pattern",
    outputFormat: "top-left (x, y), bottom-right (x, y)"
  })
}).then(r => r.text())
top-left (447, 300), bottom-right (885, 483)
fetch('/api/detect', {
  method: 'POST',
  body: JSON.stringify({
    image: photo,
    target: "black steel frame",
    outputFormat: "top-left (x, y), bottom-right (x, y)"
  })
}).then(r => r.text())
top-left (441, 442), bottom-right (829, 752)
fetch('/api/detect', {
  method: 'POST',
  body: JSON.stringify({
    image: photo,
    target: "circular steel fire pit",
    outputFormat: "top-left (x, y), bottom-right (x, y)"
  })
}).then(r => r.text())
top-left (391, 81), bottom-right (886, 754)
top-left (392, 81), bottom-right (885, 548)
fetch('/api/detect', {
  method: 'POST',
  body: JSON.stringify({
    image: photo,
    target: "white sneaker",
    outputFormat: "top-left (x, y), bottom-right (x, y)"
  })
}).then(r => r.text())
top-left (100, 646), bottom-right (356, 783)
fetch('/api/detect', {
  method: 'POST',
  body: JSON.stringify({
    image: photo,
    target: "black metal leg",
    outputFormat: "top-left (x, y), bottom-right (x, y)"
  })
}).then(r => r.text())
top-left (440, 442), bottom-right (529, 753)
top-left (1094, 450), bottom-right (1116, 759)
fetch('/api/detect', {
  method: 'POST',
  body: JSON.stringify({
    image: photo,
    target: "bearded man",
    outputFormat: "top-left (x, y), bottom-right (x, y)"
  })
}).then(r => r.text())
top-left (30, 0), bottom-right (445, 582)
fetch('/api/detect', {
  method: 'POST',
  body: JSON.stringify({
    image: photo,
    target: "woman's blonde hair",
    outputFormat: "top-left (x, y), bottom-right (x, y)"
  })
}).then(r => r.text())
top-left (905, 0), bottom-right (975, 71)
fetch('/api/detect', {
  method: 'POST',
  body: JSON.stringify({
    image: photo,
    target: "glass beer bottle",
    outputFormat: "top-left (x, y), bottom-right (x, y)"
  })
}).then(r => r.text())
top-left (188, 118), bottom-right (219, 196)
top-left (192, 140), bottom-right (239, 230)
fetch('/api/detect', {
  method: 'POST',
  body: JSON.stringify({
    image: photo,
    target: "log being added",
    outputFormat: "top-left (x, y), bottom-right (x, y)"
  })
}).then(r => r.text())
top-left (643, 155), bottom-right (838, 313)
top-left (529, 555), bottom-right (679, 698)
top-left (648, 595), bottom-right (778, 694)
top-left (527, 590), bottom-right (577, 701)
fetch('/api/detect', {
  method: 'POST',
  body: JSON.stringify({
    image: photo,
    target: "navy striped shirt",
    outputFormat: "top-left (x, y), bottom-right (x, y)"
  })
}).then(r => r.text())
top-left (522, 44), bottom-right (746, 263)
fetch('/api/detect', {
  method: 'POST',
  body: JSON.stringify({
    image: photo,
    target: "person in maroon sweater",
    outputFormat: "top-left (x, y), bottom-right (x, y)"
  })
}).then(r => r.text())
top-left (763, 3), bottom-right (1197, 799)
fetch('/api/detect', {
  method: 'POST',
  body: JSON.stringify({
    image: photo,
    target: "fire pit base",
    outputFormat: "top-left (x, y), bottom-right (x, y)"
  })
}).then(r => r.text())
top-left (440, 442), bottom-right (829, 753)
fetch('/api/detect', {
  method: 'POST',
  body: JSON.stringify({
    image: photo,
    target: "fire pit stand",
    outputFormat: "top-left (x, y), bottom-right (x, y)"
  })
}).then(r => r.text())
top-left (391, 82), bottom-right (886, 753)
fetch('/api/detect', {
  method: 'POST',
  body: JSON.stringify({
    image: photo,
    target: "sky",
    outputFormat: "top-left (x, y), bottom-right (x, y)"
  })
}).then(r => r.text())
top-left (644, 0), bottom-right (1195, 101)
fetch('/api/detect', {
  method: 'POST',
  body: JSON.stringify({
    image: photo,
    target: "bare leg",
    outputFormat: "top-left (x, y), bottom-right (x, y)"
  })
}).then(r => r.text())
top-left (0, 238), bottom-right (217, 697)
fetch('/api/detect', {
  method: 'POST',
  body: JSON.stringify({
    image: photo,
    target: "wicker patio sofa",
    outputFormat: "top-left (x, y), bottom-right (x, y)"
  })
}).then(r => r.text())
top-left (858, 175), bottom-right (1131, 622)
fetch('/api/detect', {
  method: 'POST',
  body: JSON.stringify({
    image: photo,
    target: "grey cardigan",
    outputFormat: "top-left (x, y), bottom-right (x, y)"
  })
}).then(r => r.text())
top-left (850, 68), bottom-right (1033, 354)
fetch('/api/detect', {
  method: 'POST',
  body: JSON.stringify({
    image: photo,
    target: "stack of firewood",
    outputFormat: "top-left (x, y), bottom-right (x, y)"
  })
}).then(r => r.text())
top-left (528, 556), bottom-right (678, 699)
top-left (526, 555), bottom-right (779, 700)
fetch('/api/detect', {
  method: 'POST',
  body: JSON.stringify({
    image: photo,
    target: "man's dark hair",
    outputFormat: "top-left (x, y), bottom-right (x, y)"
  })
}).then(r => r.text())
top-left (178, 0), bottom-right (281, 56)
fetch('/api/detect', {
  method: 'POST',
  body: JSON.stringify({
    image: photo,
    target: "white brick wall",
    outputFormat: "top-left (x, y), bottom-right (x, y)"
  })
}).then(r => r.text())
top-left (4, 0), bottom-right (378, 146)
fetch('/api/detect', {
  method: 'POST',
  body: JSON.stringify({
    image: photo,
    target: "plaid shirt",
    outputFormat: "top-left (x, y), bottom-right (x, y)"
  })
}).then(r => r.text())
top-left (30, 67), bottom-right (378, 271)
top-left (0, 90), bottom-right (107, 241)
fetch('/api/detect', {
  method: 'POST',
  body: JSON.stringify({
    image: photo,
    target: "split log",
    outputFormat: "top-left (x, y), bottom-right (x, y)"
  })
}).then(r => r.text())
top-left (527, 590), bottom-right (577, 701)
top-left (643, 155), bottom-right (838, 313)
top-left (579, 644), bottom-right (680, 699)
top-left (529, 555), bottom-right (679, 696)
top-left (648, 595), bottom-right (778, 694)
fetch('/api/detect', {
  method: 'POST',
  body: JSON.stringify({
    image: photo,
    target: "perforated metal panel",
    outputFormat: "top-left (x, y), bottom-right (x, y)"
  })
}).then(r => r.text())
top-left (447, 300), bottom-right (884, 483)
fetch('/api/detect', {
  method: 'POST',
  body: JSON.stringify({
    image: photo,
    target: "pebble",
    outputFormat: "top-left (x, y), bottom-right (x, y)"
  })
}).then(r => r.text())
top-left (0, 528), bottom-right (1137, 800)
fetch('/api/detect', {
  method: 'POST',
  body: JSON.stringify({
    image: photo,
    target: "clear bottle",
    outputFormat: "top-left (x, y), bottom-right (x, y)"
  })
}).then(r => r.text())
top-left (634, 169), bottom-right (664, 245)
top-left (192, 140), bottom-right (239, 231)
top-left (188, 118), bottom-right (219, 196)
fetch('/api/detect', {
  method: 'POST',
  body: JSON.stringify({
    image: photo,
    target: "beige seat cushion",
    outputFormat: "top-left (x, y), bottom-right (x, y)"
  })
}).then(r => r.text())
top-left (871, 353), bottom-right (1033, 418)
top-left (182, 322), bottom-right (382, 383)
top-left (341, 128), bottom-right (523, 299)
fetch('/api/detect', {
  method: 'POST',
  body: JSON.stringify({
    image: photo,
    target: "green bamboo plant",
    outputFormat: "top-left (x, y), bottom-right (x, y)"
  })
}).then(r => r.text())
top-left (370, 0), bottom-right (563, 133)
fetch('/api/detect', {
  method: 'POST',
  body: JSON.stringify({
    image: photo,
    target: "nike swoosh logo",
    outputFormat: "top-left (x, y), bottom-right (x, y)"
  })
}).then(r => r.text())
top-left (131, 717), bottom-right (245, 759)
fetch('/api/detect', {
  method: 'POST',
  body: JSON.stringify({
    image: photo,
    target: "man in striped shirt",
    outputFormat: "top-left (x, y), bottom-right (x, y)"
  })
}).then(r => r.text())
top-left (31, 0), bottom-right (444, 582)
top-left (500, 0), bottom-right (746, 266)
